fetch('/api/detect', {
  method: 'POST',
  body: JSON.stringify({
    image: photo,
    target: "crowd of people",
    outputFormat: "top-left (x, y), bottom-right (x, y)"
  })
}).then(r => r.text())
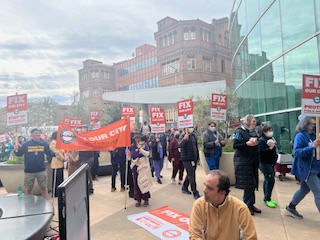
top-left (4, 114), bottom-right (320, 239)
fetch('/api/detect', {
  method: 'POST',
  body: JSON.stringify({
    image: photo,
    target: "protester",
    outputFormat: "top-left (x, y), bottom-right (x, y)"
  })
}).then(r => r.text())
top-left (91, 151), bottom-right (100, 181)
top-left (13, 128), bottom-right (57, 199)
top-left (168, 130), bottom-right (184, 184)
top-left (189, 170), bottom-right (257, 239)
top-left (285, 117), bottom-right (320, 219)
top-left (141, 121), bottom-right (151, 140)
top-left (202, 122), bottom-right (226, 170)
top-left (126, 122), bottom-right (137, 198)
top-left (151, 133), bottom-right (166, 184)
top-left (66, 150), bottom-right (79, 176)
top-left (233, 114), bottom-right (261, 215)
top-left (50, 131), bottom-right (66, 198)
top-left (258, 125), bottom-right (278, 208)
top-left (127, 132), bottom-right (153, 207)
top-left (110, 147), bottom-right (126, 192)
top-left (78, 124), bottom-right (95, 194)
top-left (180, 127), bottom-right (201, 199)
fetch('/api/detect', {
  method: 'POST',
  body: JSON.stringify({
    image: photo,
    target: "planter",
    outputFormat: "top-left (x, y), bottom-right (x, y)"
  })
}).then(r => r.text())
top-left (199, 151), bottom-right (235, 185)
top-left (97, 151), bottom-right (112, 176)
top-left (0, 162), bottom-right (52, 195)
top-left (220, 152), bottom-right (235, 186)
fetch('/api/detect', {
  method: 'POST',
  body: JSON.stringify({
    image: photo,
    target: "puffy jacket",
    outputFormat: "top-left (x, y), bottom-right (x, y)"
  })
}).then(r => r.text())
top-left (180, 133), bottom-right (199, 162)
top-left (233, 126), bottom-right (259, 190)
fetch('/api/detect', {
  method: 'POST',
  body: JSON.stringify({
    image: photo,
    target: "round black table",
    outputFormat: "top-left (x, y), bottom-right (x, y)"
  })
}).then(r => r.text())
top-left (0, 194), bottom-right (54, 240)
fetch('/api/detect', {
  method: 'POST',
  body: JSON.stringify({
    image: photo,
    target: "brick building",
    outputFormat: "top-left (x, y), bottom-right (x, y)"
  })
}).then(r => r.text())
top-left (78, 59), bottom-right (114, 106)
top-left (154, 16), bottom-right (231, 87)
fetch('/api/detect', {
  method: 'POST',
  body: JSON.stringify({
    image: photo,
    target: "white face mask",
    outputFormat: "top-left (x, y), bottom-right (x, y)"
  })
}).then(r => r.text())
top-left (188, 128), bottom-right (194, 133)
top-left (209, 126), bottom-right (216, 132)
top-left (266, 131), bottom-right (273, 138)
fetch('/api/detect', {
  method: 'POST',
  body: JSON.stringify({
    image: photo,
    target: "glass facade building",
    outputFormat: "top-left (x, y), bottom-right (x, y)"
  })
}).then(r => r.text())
top-left (229, 0), bottom-right (320, 153)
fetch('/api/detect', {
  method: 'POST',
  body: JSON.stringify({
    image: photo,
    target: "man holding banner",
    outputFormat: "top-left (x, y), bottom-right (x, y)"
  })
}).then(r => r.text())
top-left (56, 118), bottom-right (131, 196)
top-left (78, 124), bottom-right (95, 194)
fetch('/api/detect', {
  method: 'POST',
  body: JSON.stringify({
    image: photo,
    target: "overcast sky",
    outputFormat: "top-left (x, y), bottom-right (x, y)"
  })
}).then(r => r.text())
top-left (0, 0), bottom-right (233, 107)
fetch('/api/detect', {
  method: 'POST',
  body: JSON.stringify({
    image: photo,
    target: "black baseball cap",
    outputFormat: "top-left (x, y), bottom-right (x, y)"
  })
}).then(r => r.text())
top-left (31, 128), bottom-right (41, 133)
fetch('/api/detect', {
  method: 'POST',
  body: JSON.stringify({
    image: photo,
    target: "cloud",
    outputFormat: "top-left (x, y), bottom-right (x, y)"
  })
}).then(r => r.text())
top-left (0, 0), bottom-right (232, 106)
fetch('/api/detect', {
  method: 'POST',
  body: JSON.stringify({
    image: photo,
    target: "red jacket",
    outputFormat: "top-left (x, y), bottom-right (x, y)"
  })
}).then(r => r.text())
top-left (168, 138), bottom-right (181, 162)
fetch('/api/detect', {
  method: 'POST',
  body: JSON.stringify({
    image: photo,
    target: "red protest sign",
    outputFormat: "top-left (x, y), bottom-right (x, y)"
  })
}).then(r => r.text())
top-left (149, 106), bottom-right (165, 133)
top-left (211, 93), bottom-right (228, 121)
top-left (6, 93), bottom-right (28, 125)
top-left (302, 74), bottom-right (320, 116)
top-left (177, 99), bottom-right (193, 128)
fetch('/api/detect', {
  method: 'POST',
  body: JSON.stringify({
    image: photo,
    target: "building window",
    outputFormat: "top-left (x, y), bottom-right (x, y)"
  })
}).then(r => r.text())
top-left (187, 57), bottom-right (196, 70)
top-left (93, 88), bottom-right (99, 97)
top-left (184, 28), bottom-right (189, 40)
top-left (91, 70), bottom-right (95, 78)
top-left (162, 37), bottom-right (166, 47)
top-left (82, 90), bottom-right (89, 98)
top-left (203, 58), bottom-right (211, 71)
top-left (161, 59), bottom-right (180, 76)
top-left (221, 59), bottom-right (225, 73)
top-left (184, 27), bottom-right (196, 40)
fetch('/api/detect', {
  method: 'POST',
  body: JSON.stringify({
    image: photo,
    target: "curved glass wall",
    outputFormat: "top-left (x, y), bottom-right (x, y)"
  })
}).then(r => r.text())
top-left (230, 0), bottom-right (320, 153)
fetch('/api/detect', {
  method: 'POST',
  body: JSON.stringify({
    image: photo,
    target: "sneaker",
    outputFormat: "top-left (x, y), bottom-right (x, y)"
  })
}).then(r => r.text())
top-left (181, 188), bottom-right (192, 195)
top-left (285, 206), bottom-right (303, 219)
top-left (120, 187), bottom-right (125, 192)
top-left (178, 180), bottom-right (183, 185)
top-left (135, 201), bottom-right (141, 207)
top-left (270, 200), bottom-right (278, 206)
top-left (193, 194), bottom-right (201, 199)
top-left (111, 187), bottom-right (116, 192)
top-left (171, 178), bottom-right (176, 184)
top-left (157, 179), bottom-right (162, 184)
top-left (143, 200), bottom-right (149, 207)
top-left (265, 201), bottom-right (276, 208)
top-left (248, 207), bottom-right (254, 215)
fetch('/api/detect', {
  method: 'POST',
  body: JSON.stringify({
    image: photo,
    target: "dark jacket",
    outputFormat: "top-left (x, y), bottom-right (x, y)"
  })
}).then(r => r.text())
top-left (202, 129), bottom-right (225, 157)
top-left (180, 133), bottom-right (199, 162)
top-left (110, 147), bottom-right (126, 164)
top-left (233, 126), bottom-right (259, 190)
top-left (151, 140), bottom-right (166, 160)
top-left (14, 139), bottom-right (56, 173)
top-left (258, 135), bottom-right (277, 165)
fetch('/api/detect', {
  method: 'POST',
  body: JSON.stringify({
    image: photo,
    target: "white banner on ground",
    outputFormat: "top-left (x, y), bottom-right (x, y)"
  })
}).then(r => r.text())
top-left (127, 206), bottom-right (189, 239)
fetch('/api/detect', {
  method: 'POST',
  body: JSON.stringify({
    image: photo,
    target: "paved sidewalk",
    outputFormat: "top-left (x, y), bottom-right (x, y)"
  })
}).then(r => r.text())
top-left (1, 165), bottom-right (319, 239)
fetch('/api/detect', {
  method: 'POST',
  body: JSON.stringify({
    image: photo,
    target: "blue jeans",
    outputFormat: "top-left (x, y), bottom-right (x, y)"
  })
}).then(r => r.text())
top-left (243, 188), bottom-right (255, 207)
top-left (259, 162), bottom-right (275, 202)
top-left (205, 156), bottom-right (219, 170)
top-left (153, 158), bottom-right (164, 180)
top-left (291, 172), bottom-right (320, 212)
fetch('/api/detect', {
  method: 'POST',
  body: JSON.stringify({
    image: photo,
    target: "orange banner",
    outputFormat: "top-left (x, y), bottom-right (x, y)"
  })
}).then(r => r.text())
top-left (56, 118), bottom-right (131, 151)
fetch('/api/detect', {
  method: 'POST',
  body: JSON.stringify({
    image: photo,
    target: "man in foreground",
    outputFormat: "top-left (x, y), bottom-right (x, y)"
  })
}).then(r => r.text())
top-left (189, 170), bottom-right (257, 239)
top-left (13, 128), bottom-right (57, 199)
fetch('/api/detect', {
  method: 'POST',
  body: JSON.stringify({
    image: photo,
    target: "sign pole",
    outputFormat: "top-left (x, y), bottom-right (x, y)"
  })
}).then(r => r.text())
top-left (317, 117), bottom-right (320, 160)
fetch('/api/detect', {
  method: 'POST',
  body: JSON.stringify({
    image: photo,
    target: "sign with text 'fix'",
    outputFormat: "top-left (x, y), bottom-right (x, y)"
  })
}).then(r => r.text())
top-left (302, 74), bottom-right (320, 116)
top-left (149, 106), bottom-right (165, 133)
top-left (121, 106), bottom-right (136, 123)
top-left (177, 99), bottom-right (193, 129)
top-left (6, 93), bottom-right (28, 126)
top-left (211, 93), bottom-right (228, 121)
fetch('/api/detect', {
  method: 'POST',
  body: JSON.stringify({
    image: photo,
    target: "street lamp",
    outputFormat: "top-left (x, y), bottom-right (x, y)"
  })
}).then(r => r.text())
top-left (168, 65), bottom-right (178, 85)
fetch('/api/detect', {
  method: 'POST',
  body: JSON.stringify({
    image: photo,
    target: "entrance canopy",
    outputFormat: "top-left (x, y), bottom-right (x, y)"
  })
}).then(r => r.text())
top-left (102, 81), bottom-right (226, 104)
